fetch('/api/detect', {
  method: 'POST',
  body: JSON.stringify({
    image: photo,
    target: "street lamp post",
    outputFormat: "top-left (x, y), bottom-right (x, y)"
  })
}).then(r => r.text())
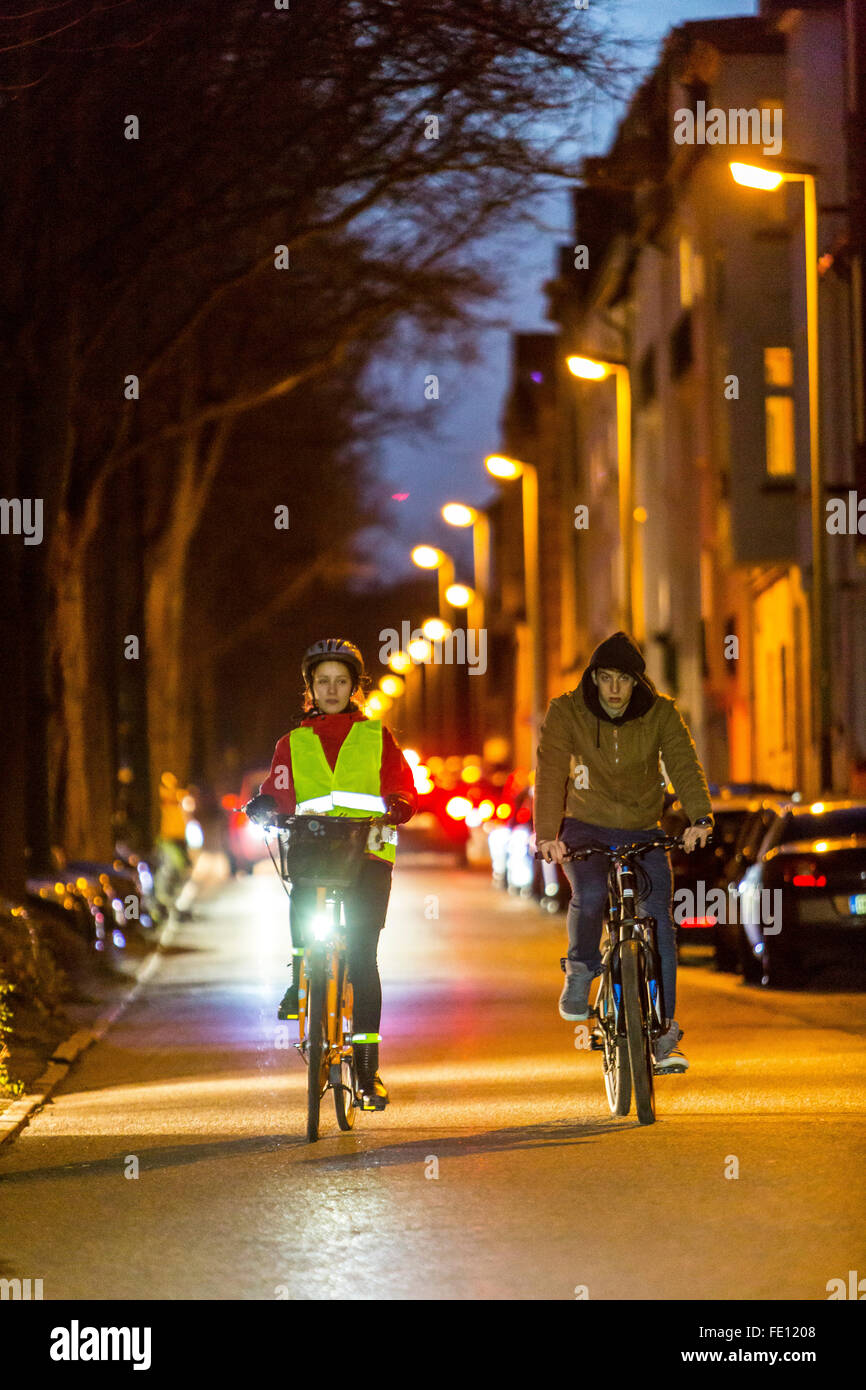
top-left (410, 545), bottom-right (462, 750)
top-left (566, 355), bottom-right (635, 635)
top-left (484, 455), bottom-right (544, 756)
top-left (729, 159), bottom-right (830, 790)
top-left (442, 502), bottom-right (489, 754)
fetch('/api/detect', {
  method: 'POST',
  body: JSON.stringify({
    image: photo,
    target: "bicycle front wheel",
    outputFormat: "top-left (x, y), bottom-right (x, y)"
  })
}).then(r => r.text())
top-left (621, 939), bottom-right (655, 1125)
top-left (598, 977), bottom-right (631, 1116)
top-left (305, 950), bottom-right (328, 1142)
top-left (333, 960), bottom-right (357, 1131)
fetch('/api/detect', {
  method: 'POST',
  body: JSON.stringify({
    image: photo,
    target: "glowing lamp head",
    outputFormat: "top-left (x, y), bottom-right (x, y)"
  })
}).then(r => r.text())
top-left (445, 583), bottom-right (473, 608)
top-left (411, 545), bottom-right (444, 569)
top-left (388, 651), bottom-right (412, 674)
top-left (729, 161), bottom-right (784, 191)
top-left (422, 617), bottom-right (451, 642)
top-left (408, 638), bottom-right (432, 663)
top-left (566, 355), bottom-right (608, 381)
top-left (485, 454), bottom-right (522, 480)
top-left (442, 502), bottom-right (476, 527)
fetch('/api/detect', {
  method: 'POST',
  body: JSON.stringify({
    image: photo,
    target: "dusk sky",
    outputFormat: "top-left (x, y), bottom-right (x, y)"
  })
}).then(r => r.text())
top-left (365, 0), bottom-right (760, 587)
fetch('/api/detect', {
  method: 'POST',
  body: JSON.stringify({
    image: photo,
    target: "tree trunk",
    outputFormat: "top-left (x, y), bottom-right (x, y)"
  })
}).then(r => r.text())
top-left (49, 514), bottom-right (116, 859)
top-left (145, 421), bottom-right (230, 806)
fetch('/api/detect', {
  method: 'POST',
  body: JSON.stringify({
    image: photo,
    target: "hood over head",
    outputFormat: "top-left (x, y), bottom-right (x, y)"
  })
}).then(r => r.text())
top-left (579, 631), bottom-right (658, 727)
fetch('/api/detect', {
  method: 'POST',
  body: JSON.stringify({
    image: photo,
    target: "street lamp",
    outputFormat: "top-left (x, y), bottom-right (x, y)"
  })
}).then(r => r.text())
top-left (729, 157), bottom-right (830, 790)
top-left (441, 502), bottom-right (491, 613)
top-left (445, 583), bottom-right (474, 608)
top-left (422, 616), bottom-right (451, 643)
top-left (484, 454), bottom-right (543, 750)
top-left (410, 544), bottom-right (457, 617)
top-left (566, 354), bottom-right (635, 635)
top-left (442, 502), bottom-right (490, 755)
top-left (380, 674), bottom-right (405, 699)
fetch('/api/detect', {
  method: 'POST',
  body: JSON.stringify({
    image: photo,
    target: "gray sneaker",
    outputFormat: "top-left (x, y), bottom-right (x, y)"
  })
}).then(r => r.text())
top-left (653, 1020), bottom-right (688, 1073)
top-left (558, 958), bottom-right (595, 1021)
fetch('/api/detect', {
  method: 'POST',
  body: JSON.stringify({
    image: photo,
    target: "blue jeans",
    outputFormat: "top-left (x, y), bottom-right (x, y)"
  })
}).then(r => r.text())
top-left (560, 818), bottom-right (678, 1021)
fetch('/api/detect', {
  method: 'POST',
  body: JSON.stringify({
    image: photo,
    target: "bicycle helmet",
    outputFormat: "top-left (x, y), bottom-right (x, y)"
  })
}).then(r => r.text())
top-left (301, 638), bottom-right (365, 692)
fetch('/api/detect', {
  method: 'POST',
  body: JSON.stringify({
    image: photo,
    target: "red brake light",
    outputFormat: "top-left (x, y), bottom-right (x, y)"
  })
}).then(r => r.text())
top-left (792, 873), bottom-right (827, 887)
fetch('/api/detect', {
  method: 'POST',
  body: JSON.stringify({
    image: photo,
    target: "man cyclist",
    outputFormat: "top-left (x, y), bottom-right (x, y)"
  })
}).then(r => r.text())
top-left (245, 638), bottom-right (417, 1110)
top-left (535, 631), bottom-right (713, 1073)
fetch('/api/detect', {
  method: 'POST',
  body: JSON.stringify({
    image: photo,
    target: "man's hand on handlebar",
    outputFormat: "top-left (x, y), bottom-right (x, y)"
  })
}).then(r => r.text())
top-left (682, 823), bottom-right (713, 853)
top-left (537, 838), bottom-right (568, 864)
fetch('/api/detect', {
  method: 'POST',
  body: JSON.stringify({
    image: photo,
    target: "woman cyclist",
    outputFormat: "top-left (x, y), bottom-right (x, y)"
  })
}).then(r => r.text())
top-left (245, 638), bottom-right (417, 1110)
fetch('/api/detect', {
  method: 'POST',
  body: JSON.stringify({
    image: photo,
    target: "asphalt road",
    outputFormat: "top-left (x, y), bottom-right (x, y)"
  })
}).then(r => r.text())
top-left (1, 853), bottom-right (864, 1301)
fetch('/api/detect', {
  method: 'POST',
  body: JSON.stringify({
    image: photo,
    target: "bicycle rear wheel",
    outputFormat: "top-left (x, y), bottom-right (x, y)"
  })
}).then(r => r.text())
top-left (621, 939), bottom-right (655, 1125)
top-left (598, 976), bottom-right (631, 1116)
top-left (305, 950), bottom-right (328, 1142)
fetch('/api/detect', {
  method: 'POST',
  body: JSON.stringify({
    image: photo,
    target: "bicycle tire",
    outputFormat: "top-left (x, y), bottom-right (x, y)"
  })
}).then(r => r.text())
top-left (305, 951), bottom-right (328, 1142)
top-left (599, 977), bottom-right (631, 1116)
top-left (333, 960), bottom-right (357, 1131)
top-left (621, 939), bottom-right (655, 1125)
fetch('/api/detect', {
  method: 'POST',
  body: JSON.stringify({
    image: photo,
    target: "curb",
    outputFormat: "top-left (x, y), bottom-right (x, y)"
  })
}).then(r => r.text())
top-left (0, 916), bottom-right (178, 1150)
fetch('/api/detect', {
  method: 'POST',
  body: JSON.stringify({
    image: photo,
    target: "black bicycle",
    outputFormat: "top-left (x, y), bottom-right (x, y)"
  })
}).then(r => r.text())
top-left (539, 833), bottom-right (694, 1126)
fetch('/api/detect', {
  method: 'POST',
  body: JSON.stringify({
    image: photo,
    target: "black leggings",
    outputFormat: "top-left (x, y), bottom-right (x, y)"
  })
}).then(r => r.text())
top-left (289, 856), bottom-right (392, 1035)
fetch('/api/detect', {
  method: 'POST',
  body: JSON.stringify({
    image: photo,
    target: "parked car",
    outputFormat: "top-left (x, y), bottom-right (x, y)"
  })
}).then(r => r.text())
top-left (722, 798), bottom-right (866, 987)
top-left (661, 791), bottom-right (789, 955)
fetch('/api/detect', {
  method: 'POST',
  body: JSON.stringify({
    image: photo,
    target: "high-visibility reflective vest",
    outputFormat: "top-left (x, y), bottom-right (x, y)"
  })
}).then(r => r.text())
top-left (289, 721), bottom-right (397, 864)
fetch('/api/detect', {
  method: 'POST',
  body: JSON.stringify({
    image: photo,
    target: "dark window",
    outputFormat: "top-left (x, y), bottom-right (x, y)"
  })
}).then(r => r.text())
top-left (638, 345), bottom-right (656, 405)
top-left (670, 311), bottom-right (693, 378)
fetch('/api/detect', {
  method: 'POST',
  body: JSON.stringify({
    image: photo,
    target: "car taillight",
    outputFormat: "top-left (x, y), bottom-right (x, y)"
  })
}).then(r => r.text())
top-left (783, 859), bottom-right (827, 887)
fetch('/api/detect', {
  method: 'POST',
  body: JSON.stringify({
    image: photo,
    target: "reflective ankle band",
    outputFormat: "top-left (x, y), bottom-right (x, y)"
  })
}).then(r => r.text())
top-left (351, 1033), bottom-right (381, 1044)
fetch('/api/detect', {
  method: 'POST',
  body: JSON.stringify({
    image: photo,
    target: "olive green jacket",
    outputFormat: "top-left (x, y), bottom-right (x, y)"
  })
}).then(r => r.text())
top-left (534, 686), bottom-right (713, 841)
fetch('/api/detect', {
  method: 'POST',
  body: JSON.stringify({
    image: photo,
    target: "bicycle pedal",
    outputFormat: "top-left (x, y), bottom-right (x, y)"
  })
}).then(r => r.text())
top-left (653, 1063), bottom-right (687, 1075)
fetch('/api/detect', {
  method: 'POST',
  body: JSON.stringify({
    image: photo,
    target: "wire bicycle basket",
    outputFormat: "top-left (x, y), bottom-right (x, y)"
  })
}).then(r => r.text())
top-left (274, 815), bottom-right (374, 888)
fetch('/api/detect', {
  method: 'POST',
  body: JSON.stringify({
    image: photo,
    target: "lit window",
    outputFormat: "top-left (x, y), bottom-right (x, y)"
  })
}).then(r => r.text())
top-left (679, 236), bottom-right (693, 309)
top-left (764, 346), bottom-right (793, 388)
top-left (763, 347), bottom-right (795, 476)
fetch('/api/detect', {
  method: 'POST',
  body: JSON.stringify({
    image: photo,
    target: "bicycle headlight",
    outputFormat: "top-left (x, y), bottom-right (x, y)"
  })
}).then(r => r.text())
top-left (312, 912), bottom-right (332, 940)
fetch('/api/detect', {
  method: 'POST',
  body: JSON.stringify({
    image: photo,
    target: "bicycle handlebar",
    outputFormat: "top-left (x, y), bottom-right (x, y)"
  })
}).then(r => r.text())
top-left (534, 831), bottom-right (708, 864)
top-left (266, 812), bottom-right (385, 830)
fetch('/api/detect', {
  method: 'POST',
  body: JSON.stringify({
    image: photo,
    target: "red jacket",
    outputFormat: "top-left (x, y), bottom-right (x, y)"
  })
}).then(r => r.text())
top-left (259, 710), bottom-right (418, 816)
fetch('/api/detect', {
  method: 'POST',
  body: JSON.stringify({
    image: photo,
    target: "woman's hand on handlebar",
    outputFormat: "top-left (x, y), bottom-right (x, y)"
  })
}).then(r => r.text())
top-left (244, 793), bottom-right (277, 825)
top-left (537, 838), bottom-right (568, 865)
